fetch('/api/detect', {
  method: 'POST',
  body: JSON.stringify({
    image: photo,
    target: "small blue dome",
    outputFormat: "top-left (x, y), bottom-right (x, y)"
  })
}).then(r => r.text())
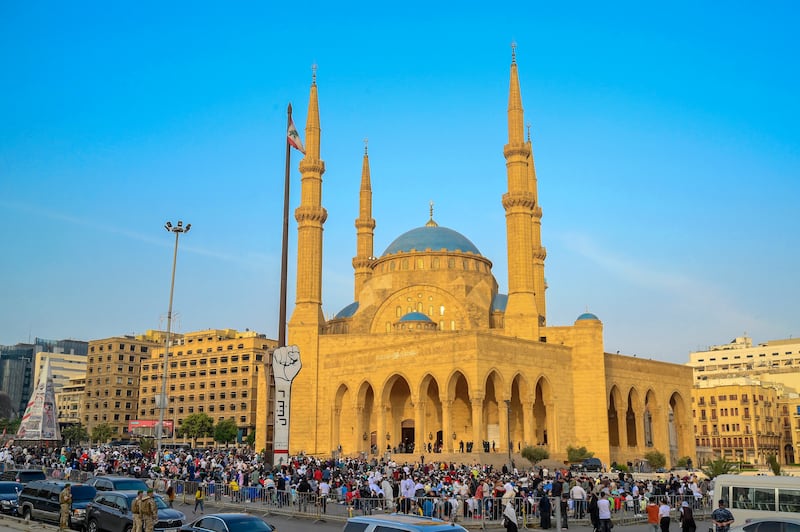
top-left (577, 312), bottom-right (600, 321)
top-left (334, 301), bottom-right (359, 319)
top-left (399, 312), bottom-right (433, 322)
top-left (382, 226), bottom-right (481, 256)
top-left (491, 293), bottom-right (508, 312)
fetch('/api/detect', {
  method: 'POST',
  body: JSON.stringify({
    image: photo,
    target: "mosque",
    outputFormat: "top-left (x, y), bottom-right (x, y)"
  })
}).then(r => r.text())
top-left (256, 49), bottom-right (695, 468)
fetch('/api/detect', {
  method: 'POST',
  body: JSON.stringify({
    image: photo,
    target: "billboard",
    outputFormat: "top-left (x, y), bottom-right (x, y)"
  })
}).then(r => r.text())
top-left (128, 419), bottom-right (174, 438)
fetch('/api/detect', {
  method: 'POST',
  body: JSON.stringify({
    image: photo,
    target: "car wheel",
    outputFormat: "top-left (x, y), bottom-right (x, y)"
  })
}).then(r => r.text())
top-left (123, 525), bottom-right (132, 532)
top-left (22, 507), bottom-right (31, 521)
top-left (87, 519), bottom-right (99, 532)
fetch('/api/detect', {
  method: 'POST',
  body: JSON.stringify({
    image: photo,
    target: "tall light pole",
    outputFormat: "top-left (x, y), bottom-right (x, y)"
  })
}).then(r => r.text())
top-left (157, 220), bottom-right (190, 467)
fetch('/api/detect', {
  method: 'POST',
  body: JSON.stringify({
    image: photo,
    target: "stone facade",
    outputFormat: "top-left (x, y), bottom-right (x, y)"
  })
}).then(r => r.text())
top-left (256, 50), bottom-right (695, 467)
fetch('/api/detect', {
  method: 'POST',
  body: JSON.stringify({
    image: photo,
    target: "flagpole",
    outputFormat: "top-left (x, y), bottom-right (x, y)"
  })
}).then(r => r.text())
top-left (278, 103), bottom-right (292, 347)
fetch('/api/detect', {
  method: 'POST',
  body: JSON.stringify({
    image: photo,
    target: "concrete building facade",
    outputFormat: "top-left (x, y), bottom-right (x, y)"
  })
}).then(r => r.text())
top-left (255, 50), bottom-right (695, 468)
top-left (139, 328), bottom-right (276, 448)
top-left (84, 332), bottom-right (166, 439)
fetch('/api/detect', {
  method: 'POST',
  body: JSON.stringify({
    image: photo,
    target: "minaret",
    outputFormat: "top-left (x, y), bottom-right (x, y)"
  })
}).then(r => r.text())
top-left (288, 66), bottom-right (327, 453)
top-left (352, 139), bottom-right (375, 299)
top-left (527, 124), bottom-right (547, 326)
top-left (502, 44), bottom-right (539, 340)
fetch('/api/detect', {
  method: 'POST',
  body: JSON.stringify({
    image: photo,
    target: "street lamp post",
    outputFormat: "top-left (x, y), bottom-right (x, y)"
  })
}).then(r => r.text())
top-left (156, 220), bottom-right (190, 467)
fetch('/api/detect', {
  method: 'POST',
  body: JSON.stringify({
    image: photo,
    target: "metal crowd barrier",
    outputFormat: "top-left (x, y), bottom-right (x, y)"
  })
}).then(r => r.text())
top-left (38, 468), bottom-right (714, 528)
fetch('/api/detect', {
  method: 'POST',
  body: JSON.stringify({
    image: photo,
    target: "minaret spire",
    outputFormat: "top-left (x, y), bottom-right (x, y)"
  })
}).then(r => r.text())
top-left (288, 64), bottom-right (327, 455)
top-left (502, 44), bottom-right (539, 340)
top-left (527, 122), bottom-right (547, 326)
top-left (352, 138), bottom-right (375, 298)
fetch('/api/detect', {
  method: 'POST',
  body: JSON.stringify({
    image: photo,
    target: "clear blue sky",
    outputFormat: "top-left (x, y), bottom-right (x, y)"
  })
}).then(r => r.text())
top-left (1, 2), bottom-right (798, 364)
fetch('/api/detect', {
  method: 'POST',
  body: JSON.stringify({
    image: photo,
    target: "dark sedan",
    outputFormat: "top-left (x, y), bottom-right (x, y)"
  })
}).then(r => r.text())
top-left (85, 491), bottom-right (185, 532)
top-left (0, 481), bottom-right (22, 515)
top-left (180, 513), bottom-right (276, 532)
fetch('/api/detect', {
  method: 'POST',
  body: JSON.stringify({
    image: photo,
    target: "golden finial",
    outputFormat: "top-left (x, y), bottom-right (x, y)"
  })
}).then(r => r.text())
top-left (426, 200), bottom-right (438, 227)
top-left (364, 137), bottom-right (368, 155)
top-left (312, 63), bottom-right (318, 85)
top-left (527, 122), bottom-right (531, 142)
top-left (511, 41), bottom-right (517, 63)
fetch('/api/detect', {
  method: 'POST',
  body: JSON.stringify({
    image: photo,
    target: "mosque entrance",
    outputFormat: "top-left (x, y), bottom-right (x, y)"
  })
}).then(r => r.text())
top-left (401, 420), bottom-right (415, 453)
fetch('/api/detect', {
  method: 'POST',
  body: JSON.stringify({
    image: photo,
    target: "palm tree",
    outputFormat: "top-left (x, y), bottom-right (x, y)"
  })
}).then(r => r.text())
top-left (701, 457), bottom-right (737, 479)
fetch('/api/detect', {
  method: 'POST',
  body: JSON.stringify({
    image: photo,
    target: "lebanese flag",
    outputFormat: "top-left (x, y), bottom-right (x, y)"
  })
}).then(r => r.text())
top-left (287, 117), bottom-right (305, 153)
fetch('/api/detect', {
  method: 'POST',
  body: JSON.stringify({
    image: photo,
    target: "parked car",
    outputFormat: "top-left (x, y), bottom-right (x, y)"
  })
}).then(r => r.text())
top-left (343, 514), bottom-right (468, 532)
top-left (85, 476), bottom-right (149, 492)
top-left (729, 517), bottom-right (800, 532)
top-left (180, 513), bottom-right (276, 532)
top-left (18, 480), bottom-right (96, 529)
top-left (580, 458), bottom-right (603, 472)
top-left (85, 491), bottom-right (185, 532)
top-left (0, 469), bottom-right (47, 484)
top-left (0, 481), bottom-right (22, 515)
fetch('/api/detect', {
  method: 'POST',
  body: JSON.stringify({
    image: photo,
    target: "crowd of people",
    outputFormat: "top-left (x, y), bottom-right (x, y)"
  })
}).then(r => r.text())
top-left (0, 442), bottom-right (714, 529)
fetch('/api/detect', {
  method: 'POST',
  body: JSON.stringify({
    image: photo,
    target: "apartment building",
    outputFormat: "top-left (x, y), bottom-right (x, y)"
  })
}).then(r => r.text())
top-left (83, 331), bottom-right (167, 439)
top-left (138, 329), bottom-right (276, 448)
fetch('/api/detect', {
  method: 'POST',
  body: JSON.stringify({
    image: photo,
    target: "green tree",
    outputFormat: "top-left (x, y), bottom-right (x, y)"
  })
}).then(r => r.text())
top-left (61, 424), bottom-right (88, 445)
top-left (675, 456), bottom-right (691, 468)
top-left (701, 457), bottom-right (737, 479)
top-left (521, 446), bottom-right (549, 466)
top-left (91, 423), bottom-right (114, 444)
top-left (245, 431), bottom-right (255, 447)
top-left (767, 454), bottom-right (781, 476)
top-left (0, 417), bottom-right (21, 435)
top-left (567, 446), bottom-right (594, 462)
top-left (177, 413), bottom-right (214, 447)
top-left (644, 450), bottom-right (667, 470)
top-left (214, 418), bottom-right (239, 446)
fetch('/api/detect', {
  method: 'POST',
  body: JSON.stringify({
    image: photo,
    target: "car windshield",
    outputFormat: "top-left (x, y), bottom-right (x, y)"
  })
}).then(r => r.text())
top-left (0, 484), bottom-right (20, 494)
top-left (154, 495), bottom-right (168, 509)
top-left (71, 486), bottom-right (96, 502)
top-left (224, 516), bottom-right (274, 532)
top-left (113, 480), bottom-right (148, 491)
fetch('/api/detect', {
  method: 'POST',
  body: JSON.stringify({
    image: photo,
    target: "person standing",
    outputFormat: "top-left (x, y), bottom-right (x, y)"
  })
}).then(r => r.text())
top-left (680, 501), bottom-right (696, 532)
top-left (58, 483), bottom-right (72, 532)
top-left (658, 497), bottom-right (671, 532)
top-left (646, 498), bottom-right (660, 532)
top-left (587, 492), bottom-right (600, 532)
top-left (539, 489), bottom-right (552, 530)
top-left (503, 499), bottom-right (519, 532)
top-left (142, 489), bottom-right (158, 532)
top-left (571, 482), bottom-right (587, 519)
top-left (165, 484), bottom-right (175, 508)
top-left (560, 493), bottom-right (570, 530)
top-left (711, 500), bottom-right (734, 532)
top-left (194, 485), bottom-right (205, 514)
top-left (596, 492), bottom-right (612, 532)
top-left (131, 491), bottom-right (143, 532)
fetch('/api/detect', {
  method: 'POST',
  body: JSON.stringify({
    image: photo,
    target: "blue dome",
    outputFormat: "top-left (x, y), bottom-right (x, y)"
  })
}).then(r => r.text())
top-left (399, 312), bottom-right (433, 322)
top-left (577, 312), bottom-right (600, 321)
top-left (491, 293), bottom-right (508, 312)
top-left (382, 226), bottom-right (481, 256)
top-left (334, 301), bottom-right (359, 319)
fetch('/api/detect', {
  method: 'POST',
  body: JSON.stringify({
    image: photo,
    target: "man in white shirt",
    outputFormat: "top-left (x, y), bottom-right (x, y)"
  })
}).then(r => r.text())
top-left (570, 483), bottom-right (587, 519)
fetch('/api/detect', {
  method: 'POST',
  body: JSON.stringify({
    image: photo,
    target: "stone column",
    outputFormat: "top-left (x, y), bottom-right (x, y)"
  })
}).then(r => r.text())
top-left (471, 397), bottom-right (484, 451)
top-left (545, 400), bottom-right (556, 450)
top-left (414, 400), bottom-right (425, 454)
top-left (499, 399), bottom-right (510, 452)
top-left (524, 401), bottom-right (535, 448)
top-left (442, 399), bottom-right (453, 452)
top-left (376, 402), bottom-right (387, 455)
top-left (355, 405), bottom-right (365, 453)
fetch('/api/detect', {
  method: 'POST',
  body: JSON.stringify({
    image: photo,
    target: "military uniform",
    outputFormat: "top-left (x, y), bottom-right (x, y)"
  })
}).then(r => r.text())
top-left (59, 485), bottom-right (72, 532)
top-left (131, 492), bottom-right (143, 532)
top-left (141, 491), bottom-right (158, 532)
